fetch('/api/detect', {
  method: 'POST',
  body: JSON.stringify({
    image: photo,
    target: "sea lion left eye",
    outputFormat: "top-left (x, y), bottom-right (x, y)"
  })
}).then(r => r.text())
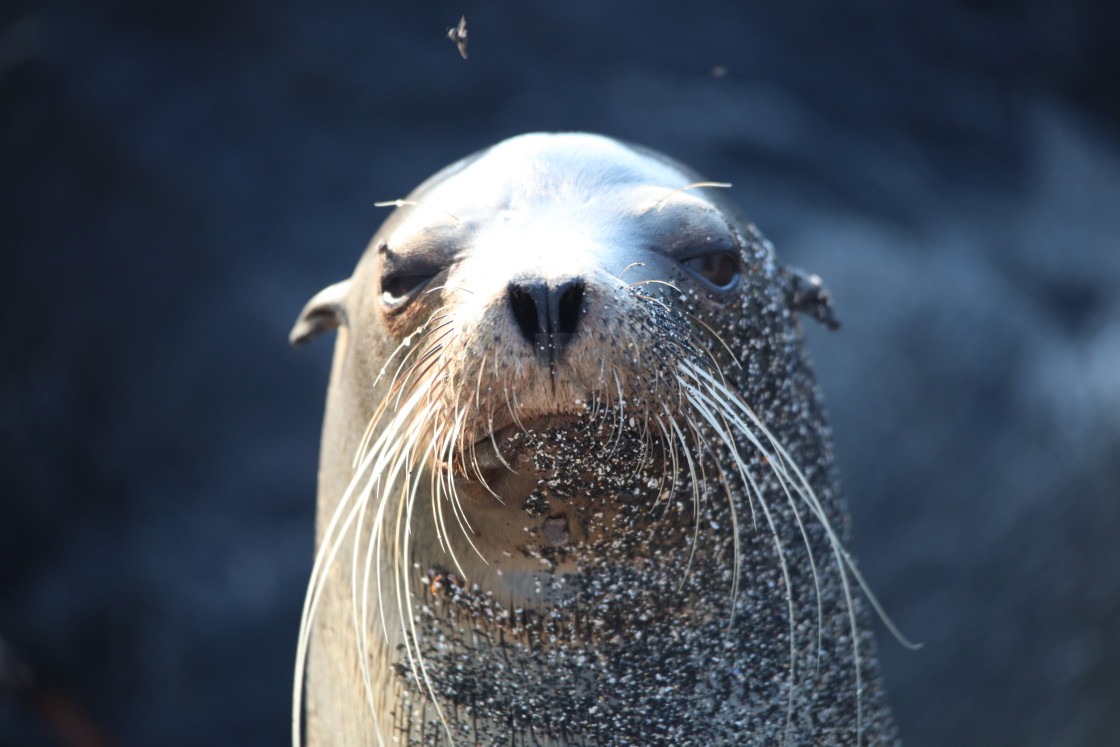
top-left (682, 252), bottom-right (740, 291)
top-left (381, 273), bottom-right (436, 306)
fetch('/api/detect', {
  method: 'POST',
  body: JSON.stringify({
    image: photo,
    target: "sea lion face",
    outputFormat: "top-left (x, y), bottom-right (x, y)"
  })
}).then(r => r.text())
top-left (292, 133), bottom-right (898, 746)
top-left (353, 135), bottom-right (766, 571)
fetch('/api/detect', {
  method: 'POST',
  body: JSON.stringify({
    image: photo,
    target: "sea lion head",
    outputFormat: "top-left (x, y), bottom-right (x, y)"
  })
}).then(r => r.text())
top-left (291, 133), bottom-right (901, 746)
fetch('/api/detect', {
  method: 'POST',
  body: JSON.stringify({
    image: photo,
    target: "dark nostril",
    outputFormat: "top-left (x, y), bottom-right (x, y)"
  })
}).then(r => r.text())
top-left (506, 279), bottom-right (586, 360)
top-left (556, 280), bottom-right (584, 338)
top-left (508, 284), bottom-right (543, 351)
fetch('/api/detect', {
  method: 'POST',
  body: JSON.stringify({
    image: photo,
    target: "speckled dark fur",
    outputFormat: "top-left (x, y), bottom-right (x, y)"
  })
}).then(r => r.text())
top-left (388, 238), bottom-right (893, 746)
top-left (295, 134), bottom-right (898, 746)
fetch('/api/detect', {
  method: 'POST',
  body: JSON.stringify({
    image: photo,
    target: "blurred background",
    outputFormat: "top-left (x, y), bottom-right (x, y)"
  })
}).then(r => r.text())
top-left (3, 1), bottom-right (1118, 744)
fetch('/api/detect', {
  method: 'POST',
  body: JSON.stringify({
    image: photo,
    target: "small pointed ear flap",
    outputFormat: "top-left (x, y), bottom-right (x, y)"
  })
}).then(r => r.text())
top-left (289, 280), bottom-right (352, 347)
top-left (783, 266), bottom-right (840, 330)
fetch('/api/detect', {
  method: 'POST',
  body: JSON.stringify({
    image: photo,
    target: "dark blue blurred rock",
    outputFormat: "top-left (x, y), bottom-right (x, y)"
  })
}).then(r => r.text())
top-left (3, 1), bottom-right (1118, 744)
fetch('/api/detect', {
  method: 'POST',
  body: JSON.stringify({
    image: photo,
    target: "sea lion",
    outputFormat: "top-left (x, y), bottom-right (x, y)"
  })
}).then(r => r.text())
top-left (290, 132), bottom-right (909, 746)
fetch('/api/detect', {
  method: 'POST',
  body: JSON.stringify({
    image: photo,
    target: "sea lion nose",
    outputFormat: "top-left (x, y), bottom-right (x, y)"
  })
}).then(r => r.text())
top-left (507, 278), bottom-right (585, 361)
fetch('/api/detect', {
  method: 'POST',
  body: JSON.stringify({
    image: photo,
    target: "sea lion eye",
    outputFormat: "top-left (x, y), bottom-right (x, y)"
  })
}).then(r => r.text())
top-left (682, 252), bottom-right (740, 291)
top-left (380, 272), bottom-right (437, 308)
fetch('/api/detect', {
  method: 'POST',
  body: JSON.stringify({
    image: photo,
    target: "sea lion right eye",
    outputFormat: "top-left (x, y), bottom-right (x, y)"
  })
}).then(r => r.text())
top-left (681, 252), bottom-right (741, 292)
top-left (380, 272), bottom-right (438, 308)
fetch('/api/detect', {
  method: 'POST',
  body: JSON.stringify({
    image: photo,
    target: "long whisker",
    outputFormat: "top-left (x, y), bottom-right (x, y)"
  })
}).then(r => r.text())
top-left (392, 421), bottom-right (456, 743)
top-left (373, 198), bottom-right (461, 224)
top-left (651, 181), bottom-right (732, 211)
top-left (675, 373), bottom-right (799, 742)
top-left (439, 407), bottom-right (489, 569)
top-left (681, 361), bottom-right (919, 647)
top-left (292, 384), bottom-right (431, 746)
top-left (660, 404), bottom-right (704, 587)
top-left (678, 358), bottom-right (922, 745)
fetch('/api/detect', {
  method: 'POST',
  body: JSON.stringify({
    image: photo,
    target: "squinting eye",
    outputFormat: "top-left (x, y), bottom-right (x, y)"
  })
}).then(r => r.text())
top-left (682, 252), bottom-right (740, 291)
top-left (380, 273), bottom-right (437, 307)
